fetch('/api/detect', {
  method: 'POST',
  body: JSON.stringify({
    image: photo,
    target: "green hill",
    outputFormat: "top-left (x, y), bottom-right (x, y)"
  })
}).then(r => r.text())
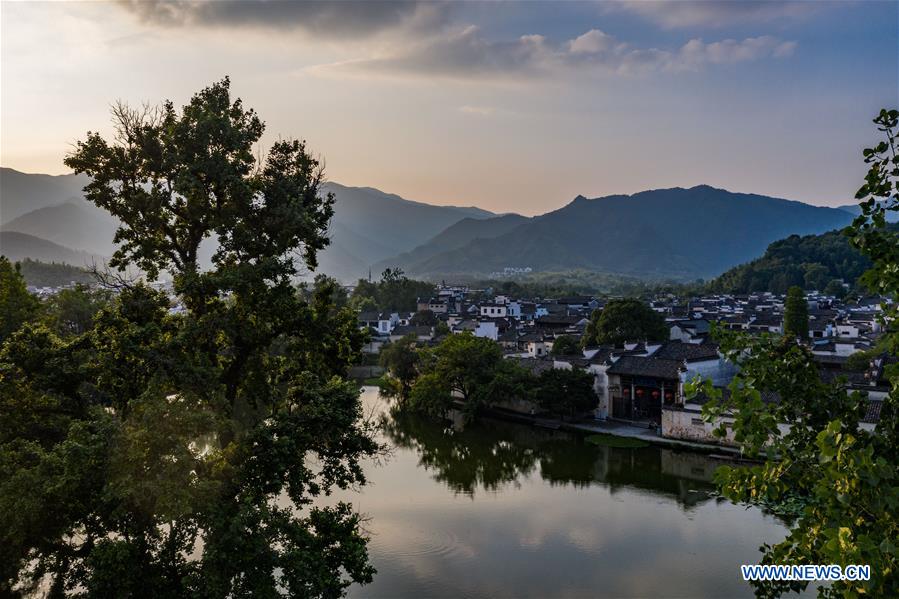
top-left (17, 259), bottom-right (94, 287)
top-left (708, 226), bottom-right (891, 294)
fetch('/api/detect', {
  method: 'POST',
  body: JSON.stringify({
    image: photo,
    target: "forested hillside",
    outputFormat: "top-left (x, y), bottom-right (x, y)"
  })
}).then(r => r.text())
top-left (392, 185), bottom-right (855, 280)
top-left (17, 259), bottom-right (94, 287)
top-left (708, 227), bottom-right (886, 294)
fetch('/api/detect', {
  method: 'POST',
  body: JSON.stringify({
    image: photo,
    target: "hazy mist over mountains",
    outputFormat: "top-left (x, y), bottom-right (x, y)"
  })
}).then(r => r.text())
top-left (315, 182), bottom-right (493, 280)
top-left (0, 168), bottom-right (494, 279)
top-left (389, 186), bottom-right (857, 280)
top-left (0, 167), bottom-right (868, 283)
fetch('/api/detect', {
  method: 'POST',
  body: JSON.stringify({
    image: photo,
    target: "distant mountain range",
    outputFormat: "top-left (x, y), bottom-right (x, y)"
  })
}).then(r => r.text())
top-left (316, 183), bottom-right (492, 280)
top-left (836, 202), bottom-right (899, 222)
top-left (385, 185), bottom-right (857, 280)
top-left (0, 168), bottom-right (874, 283)
top-left (372, 213), bottom-right (530, 275)
top-left (2, 200), bottom-right (120, 257)
top-left (0, 231), bottom-right (102, 266)
top-left (0, 168), bottom-right (91, 224)
top-left (0, 168), bottom-right (492, 281)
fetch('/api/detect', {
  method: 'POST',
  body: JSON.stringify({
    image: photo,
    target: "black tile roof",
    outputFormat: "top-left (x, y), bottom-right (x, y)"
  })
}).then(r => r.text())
top-left (606, 356), bottom-right (684, 379)
top-left (652, 341), bottom-right (719, 362)
top-left (813, 353), bottom-right (849, 366)
top-left (671, 319), bottom-right (711, 333)
top-left (553, 355), bottom-right (590, 368)
top-left (536, 314), bottom-right (584, 326)
top-left (750, 314), bottom-right (783, 327)
top-left (588, 347), bottom-right (650, 365)
top-left (519, 332), bottom-right (546, 343)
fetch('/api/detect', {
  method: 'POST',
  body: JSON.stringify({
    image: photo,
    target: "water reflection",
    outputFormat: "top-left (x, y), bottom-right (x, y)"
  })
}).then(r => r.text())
top-left (336, 388), bottom-right (795, 598)
top-left (383, 404), bottom-right (716, 507)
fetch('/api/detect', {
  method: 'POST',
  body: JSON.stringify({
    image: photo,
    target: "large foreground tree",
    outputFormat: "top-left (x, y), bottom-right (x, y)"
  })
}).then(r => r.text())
top-left (1, 79), bottom-right (377, 596)
top-left (696, 110), bottom-right (899, 597)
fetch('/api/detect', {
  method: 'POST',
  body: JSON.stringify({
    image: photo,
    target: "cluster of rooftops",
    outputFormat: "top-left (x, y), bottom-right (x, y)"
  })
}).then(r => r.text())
top-left (359, 284), bottom-right (887, 358)
top-left (358, 284), bottom-right (893, 439)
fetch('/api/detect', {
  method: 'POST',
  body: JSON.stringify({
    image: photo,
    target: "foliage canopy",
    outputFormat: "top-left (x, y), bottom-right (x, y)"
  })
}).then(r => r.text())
top-left (694, 109), bottom-right (899, 598)
top-left (709, 228), bottom-right (876, 294)
top-left (0, 257), bottom-right (40, 343)
top-left (351, 268), bottom-right (435, 313)
top-left (582, 298), bottom-right (667, 347)
top-left (1, 79), bottom-right (378, 597)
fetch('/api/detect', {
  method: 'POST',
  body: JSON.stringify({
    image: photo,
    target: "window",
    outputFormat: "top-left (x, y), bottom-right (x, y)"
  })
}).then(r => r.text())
top-left (691, 418), bottom-right (704, 426)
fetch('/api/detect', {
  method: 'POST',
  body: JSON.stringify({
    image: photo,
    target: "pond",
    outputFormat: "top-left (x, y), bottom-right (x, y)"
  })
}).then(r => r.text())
top-left (332, 387), bottom-right (794, 598)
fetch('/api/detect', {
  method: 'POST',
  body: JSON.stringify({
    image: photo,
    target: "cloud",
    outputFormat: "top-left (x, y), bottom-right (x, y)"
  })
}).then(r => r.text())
top-left (115, 0), bottom-right (451, 38)
top-left (458, 105), bottom-right (495, 116)
top-left (311, 26), bottom-right (549, 79)
top-left (677, 36), bottom-right (797, 67)
top-left (609, 0), bottom-right (820, 28)
top-left (311, 27), bottom-right (797, 80)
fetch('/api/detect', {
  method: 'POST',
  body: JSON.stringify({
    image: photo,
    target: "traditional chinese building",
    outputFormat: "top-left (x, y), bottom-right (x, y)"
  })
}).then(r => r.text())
top-left (606, 356), bottom-right (684, 422)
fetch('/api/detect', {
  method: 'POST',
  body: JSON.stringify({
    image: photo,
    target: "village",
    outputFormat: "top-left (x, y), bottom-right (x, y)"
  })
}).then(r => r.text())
top-left (358, 283), bottom-right (892, 448)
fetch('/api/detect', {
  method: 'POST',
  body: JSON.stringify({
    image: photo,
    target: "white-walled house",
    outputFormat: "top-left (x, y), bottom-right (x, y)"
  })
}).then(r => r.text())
top-left (480, 304), bottom-right (508, 318)
top-left (662, 348), bottom-right (887, 445)
top-left (519, 333), bottom-right (549, 357)
top-left (358, 311), bottom-right (400, 335)
top-left (474, 320), bottom-right (499, 341)
top-left (586, 354), bottom-right (613, 419)
top-left (416, 297), bottom-right (448, 314)
top-left (669, 320), bottom-right (711, 343)
top-left (812, 339), bottom-right (866, 357)
top-left (836, 323), bottom-right (861, 338)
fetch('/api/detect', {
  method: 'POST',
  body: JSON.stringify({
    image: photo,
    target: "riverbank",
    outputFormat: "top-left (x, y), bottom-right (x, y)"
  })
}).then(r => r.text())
top-left (461, 401), bottom-right (749, 457)
top-left (358, 385), bottom-right (748, 457)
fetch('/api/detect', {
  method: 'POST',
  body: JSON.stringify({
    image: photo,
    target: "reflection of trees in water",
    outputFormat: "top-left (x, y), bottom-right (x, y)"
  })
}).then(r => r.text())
top-left (381, 409), bottom-right (539, 495)
top-left (381, 407), bottom-right (718, 506)
top-left (537, 438), bottom-right (606, 488)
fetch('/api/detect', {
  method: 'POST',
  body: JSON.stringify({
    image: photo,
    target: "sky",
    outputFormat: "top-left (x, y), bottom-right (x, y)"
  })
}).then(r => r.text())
top-left (1, 1), bottom-right (897, 216)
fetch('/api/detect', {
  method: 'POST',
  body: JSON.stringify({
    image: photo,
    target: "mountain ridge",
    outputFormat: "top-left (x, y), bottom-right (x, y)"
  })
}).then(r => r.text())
top-left (0, 231), bottom-right (103, 266)
top-left (373, 213), bottom-right (530, 274)
top-left (3, 168), bottom-right (866, 283)
top-left (385, 185), bottom-right (856, 280)
top-left (0, 168), bottom-right (494, 280)
top-left (0, 168), bottom-right (91, 224)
